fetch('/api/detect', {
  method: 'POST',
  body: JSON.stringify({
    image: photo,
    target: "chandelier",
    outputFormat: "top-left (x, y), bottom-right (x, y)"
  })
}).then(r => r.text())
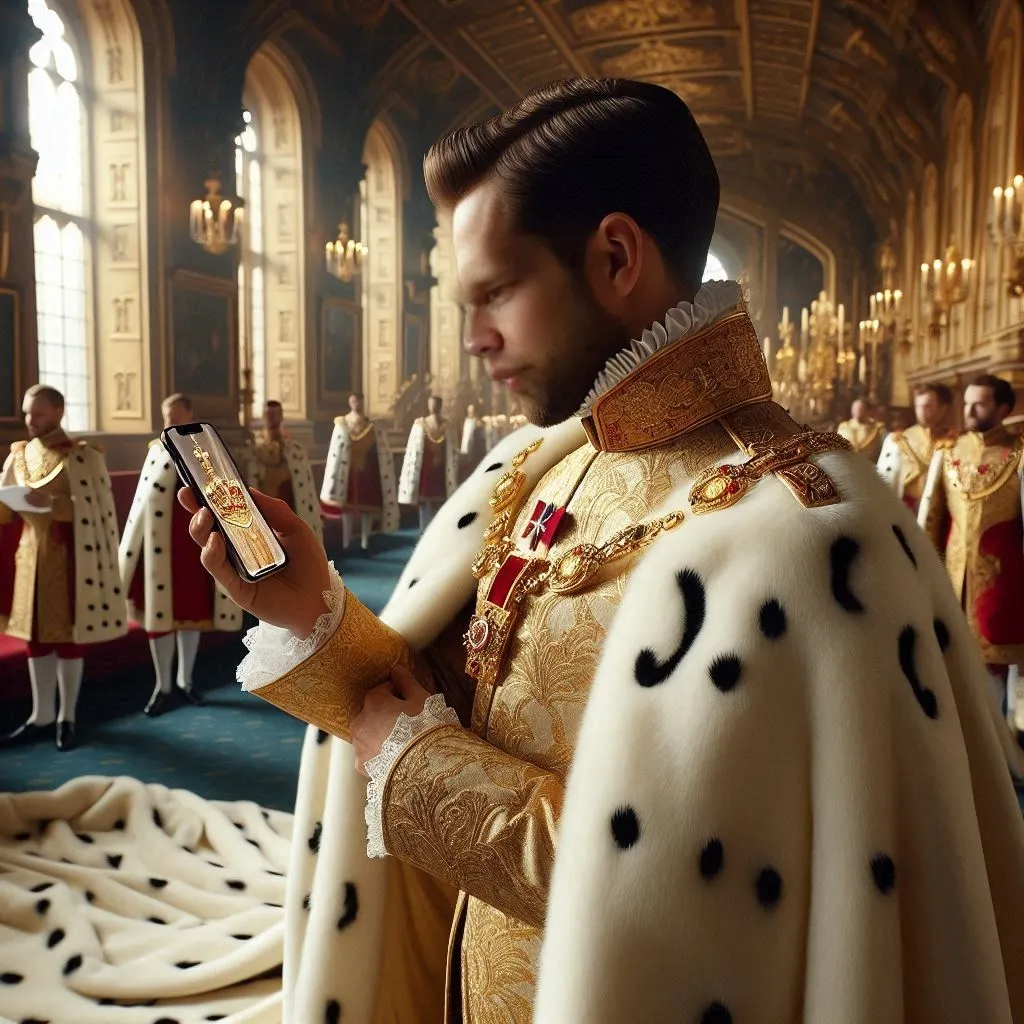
top-left (766, 294), bottom-right (849, 423)
top-left (991, 175), bottom-right (1024, 297)
top-left (189, 173), bottom-right (242, 255)
top-left (325, 222), bottom-right (367, 282)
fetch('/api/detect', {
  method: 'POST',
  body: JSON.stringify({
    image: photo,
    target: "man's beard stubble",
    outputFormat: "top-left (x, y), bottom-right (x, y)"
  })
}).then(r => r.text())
top-left (523, 293), bottom-right (630, 428)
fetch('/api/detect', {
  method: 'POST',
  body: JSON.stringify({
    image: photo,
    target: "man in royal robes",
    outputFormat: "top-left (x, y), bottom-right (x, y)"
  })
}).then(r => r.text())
top-left (0, 385), bottom-right (126, 750)
top-left (836, 397), bottom-right (886, 461)
top-left (877, 381), bottom-right (957, 516)
top-left (320, 392), bottom-right (399, 550)
top-left (398, 394), bottom-right (459, 531)
top-left (460, 403), bottom-right (487, 479)
top-left (119, 393), bottom-right (242, 716)
top-left (918, 373), bottom-right (1024, 740)
top-left (180, 79), bottom-right (1024, 1024)
top-left (247, 399), bottom-right (323, 545)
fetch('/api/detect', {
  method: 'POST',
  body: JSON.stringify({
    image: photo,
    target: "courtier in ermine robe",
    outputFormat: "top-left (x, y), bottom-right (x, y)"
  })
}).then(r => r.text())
top-left (398, 395), bottom-right (459, 531)
top-left (119, 394), bottom-right (242, 717)
top-left (460, 405), bottom-right (488, 483)
top-left (918, 374), bottom-right (1024, 738)
top-left (877, 382), bottom-right (956, 518)
top-left (321, 393), bottom-right (399, 551)
top-left (0, 385), bottom-right (126, 750)
top-left (234, 284), bottom-right (1024, 1024)
top-left (837, 398), bottom-right (886, 462)
top-left (247, 400), bottom-right (323, 545)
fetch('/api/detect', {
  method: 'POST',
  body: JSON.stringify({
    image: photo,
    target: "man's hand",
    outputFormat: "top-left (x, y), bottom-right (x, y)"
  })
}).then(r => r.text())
top-left (178, 486), bottom-right (332, 639)
top-left (23, 490), bottom-right (52, 509)
top-left (351, 664), bottom-right (431, 777)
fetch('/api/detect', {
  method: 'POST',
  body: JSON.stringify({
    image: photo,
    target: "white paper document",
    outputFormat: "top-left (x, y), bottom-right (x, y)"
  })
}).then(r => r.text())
top-left (0, 485), bottom-right (52, 514)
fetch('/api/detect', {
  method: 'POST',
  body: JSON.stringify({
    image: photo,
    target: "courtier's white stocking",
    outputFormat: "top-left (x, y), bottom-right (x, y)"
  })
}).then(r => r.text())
top-left (1007, 664), bottom-right (1024, 732)
top-left (176, 630), bottom-right (201, 690)
top-left (987, 666), bottom-right (1007, 715)
top-left (361, 513), bottom-right (373, 549)
top-left (26, 653), bottom-right (58, 726)
top-left (342, 513), bottom-right (354, 550)
top-left (418, 503), bottom-right (434, 531)
top-left (56, 658), bottom-right (83, 724)
top-left (148, 633), bottom-right (175, 701)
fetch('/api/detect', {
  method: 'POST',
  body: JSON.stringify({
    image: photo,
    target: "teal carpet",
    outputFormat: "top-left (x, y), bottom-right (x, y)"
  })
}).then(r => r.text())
top-left (0, 531), bottom-right (417, 811)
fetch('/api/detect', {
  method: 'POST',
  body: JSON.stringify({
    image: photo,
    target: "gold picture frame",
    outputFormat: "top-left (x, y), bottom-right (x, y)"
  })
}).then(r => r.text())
top-left (319, 295), bottom-right (362, 402)
top-left (169, 269), bottom-right (238, 422)
top-left (0, 286), bottom-right (22, 423)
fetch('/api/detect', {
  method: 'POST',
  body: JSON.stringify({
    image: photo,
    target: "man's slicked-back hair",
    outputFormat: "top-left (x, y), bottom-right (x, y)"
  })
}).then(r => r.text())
top-left (25, 383), bottom-right (65, 409)
top-left (424, 77), bottom-right (720, 294)
top-left (970, 374), bottom-right (1016, 413)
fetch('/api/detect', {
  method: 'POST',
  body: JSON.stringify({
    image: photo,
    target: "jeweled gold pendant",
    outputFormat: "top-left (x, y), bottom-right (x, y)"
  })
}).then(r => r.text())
top-left (689, 463), bottom-right (748, 515)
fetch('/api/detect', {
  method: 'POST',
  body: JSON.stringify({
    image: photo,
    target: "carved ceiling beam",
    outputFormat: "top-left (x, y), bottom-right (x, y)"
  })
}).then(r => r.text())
top-left (519, 0), bottom-right (595, 79)
top-left (797, 0), bottom-right (821, 120)
top-left (735, 0), bottom-right (755, 121)
top-left (389, 0), bottom-right (520, 109)
top-left (367, 35), bottom-right (432, 105)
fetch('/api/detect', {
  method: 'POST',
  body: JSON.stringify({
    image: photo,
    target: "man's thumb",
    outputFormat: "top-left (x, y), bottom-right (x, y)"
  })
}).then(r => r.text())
top-left (390, 662), bottom-right (424, 700)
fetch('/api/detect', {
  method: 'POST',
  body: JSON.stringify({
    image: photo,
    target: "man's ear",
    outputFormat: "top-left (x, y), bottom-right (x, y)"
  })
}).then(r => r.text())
top-left (584, 213), bottom-right (644, 306)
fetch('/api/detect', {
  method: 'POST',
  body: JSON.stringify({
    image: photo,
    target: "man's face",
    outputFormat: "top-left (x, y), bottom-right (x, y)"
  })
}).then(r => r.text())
top-left (851, 400), bottom-right (869, 424)
top-left (264, 404), bottom-right (283, 431)
top-left (162, 400), bottom-right (191, 429)
top-left (348, 394), bottom-right (364, 415)
top-left (453, 181), bottom-right (628, 427)
top-left (964, 385), bottom-right (1007, 433)
top-left (23, 394), bottom-right (63, 438)
top-left (914, 391), bottom-right (944, 430)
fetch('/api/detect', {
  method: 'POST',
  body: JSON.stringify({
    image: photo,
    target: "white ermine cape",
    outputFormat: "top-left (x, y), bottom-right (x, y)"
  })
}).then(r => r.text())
top-left (396, 418), bottom-right (459, 505)
top-left (320, 418), bottom-right (400, 533)
top-left (119, 443), bottom-right (242, 632)
top-left (271, 417), bottom-right (1024, 1023)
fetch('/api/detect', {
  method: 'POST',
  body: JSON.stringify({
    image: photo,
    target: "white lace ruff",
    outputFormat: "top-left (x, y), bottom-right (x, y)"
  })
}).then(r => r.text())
top-left (235, 562), bottom-right (347, 692)
top-left (576, 279), bottom-right (743, 417)
top-left (363, 692), bottom-right (461, 859)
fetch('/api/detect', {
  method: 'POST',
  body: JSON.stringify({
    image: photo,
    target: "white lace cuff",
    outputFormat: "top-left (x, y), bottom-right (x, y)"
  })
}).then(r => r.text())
top-left (364, 693), bottom-right (461, 859)
top-left (235, 562), bottom-right (346, 692)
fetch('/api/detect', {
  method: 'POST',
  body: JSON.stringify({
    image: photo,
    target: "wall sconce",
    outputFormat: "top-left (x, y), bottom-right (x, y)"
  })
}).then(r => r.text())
top-left (991, 175), bottom-right (1024, 298)
top-left (325, 222), bottom-right (367, 282)
top-left (189, 173), bottom-right (242, 255)
top-left (920, 242), bottom-right (972, 339)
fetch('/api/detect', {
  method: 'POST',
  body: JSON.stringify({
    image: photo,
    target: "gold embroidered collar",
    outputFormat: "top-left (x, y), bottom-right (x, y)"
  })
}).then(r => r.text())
top-left (580, 310), bottom-right (772, 453)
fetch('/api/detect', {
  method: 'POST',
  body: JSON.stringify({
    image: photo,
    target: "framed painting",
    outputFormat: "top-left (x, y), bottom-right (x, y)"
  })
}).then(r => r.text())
top-left (169, 270), bottom-right (237, 421)
top-left (403, 311), bottom-right (426, 381)
top-left (320, 296), bottom-right (361, 401)
top-left (0, 287), bottom-right (20, 421)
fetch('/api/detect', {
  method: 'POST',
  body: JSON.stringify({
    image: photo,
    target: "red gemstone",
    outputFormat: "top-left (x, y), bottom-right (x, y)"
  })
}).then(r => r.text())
top-left (978, 464), bottom-right (988, 474)
top-left (952, 460), bottom-right (960, 468)
top-left (727, 481), bottom-right (740, 494)
top-left (719, 465), bottom-right (730, 475)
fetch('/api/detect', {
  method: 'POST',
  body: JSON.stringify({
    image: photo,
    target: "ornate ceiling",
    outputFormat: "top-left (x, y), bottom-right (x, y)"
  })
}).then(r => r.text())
top-left (359, 0), bottom-right (985, 247)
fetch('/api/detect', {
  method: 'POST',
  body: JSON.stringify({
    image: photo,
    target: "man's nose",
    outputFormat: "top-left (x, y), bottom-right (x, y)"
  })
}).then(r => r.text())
top-left (463, 310), bottom-right (501, 358)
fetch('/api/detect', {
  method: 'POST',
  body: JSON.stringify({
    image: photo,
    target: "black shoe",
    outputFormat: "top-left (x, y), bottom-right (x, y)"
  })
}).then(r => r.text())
top-left (0, 720), bottom-right (55, 747)
top-left (56, 721), bottom-right (76, 751)
top-left (178, 685), bottom-right (205, 706)
top-left (145, 691), bottom-right (174, 717)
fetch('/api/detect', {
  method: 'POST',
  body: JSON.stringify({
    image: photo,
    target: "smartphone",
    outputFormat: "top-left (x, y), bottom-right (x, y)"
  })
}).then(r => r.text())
top-left (161, 421), bottom-right (288, 582)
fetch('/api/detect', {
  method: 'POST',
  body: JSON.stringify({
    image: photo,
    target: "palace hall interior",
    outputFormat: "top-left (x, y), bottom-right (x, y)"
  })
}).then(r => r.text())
top-left (3, 0), bottom-right (1024, 1021)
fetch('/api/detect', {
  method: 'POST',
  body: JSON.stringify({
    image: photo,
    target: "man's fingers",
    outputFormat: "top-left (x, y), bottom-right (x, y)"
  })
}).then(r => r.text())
top-left (188, 507), bottom-right (214, 547)
top-left (390, 663), bottom-right (425, 700)
top-left (177, 486), bottom-right (199, 515)
top-left (198, 531), bottom-right (252, 606)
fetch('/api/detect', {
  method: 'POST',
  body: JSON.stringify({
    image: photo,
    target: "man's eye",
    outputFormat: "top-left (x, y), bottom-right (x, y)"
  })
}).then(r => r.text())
top-left (485, 287), bottom-right (505, 305)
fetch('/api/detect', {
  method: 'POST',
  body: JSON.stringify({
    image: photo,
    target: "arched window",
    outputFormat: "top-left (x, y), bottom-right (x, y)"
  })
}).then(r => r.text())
top-left (361, 120), bottom-right (404, 418)
top-left (429, 207), bottom-right (462, 399)
top-left (27, 0), bottom-right (148, 432)
top-left (702, 251), bottom-right (727, 282)
top-left (28, 0), bottom-right (89, 429)
top-left (236, 46), bottom-right (306, 419)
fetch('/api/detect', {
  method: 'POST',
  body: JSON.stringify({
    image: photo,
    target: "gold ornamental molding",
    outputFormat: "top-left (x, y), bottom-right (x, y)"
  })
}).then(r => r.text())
top-left (570, 0), bottom-right (718, 40)
top-left (601, 38), bottom-right (727, 78)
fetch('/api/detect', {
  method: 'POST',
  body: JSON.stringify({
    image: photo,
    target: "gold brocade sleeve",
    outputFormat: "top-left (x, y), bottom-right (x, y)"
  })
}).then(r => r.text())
top-left (923, 457), bottom-right (950, 551)
top-left (254, 592), bottom-right (419, 742)
top-left (381, 723), bottom-right (562, 929)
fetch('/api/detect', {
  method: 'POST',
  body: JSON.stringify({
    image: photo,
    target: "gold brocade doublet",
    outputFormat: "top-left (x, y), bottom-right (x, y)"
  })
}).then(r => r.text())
top-left (933, 427), bottom-right (1024, 665)
top-left (894, 424), bottom-right (955, 508)
top-left (837, 418), bottom-right (885, 462)
top-left (378, 311), bottom-right (848, 1023)
top-left (1, 435), bottom-right (76, 642)
top-left (250, 433), bottom-right (292, 501)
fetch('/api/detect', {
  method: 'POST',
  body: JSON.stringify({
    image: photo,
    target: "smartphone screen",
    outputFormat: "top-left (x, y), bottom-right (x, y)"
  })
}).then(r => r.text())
top-left (161, 422), bottom-right (287, 581)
